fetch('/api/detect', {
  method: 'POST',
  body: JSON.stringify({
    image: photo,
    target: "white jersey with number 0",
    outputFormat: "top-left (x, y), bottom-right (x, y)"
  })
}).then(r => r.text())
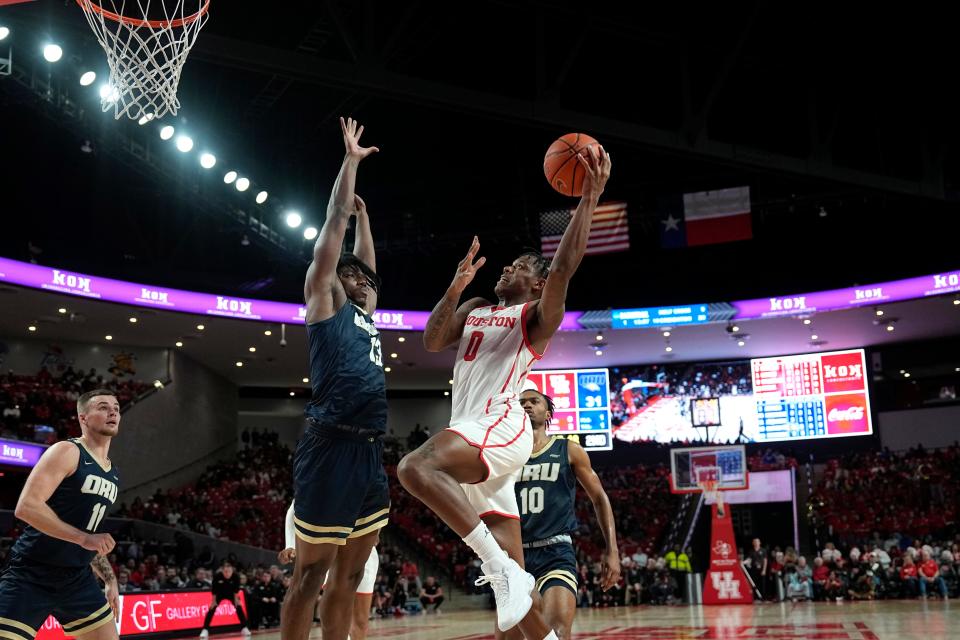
top-left (451, 302), bottom-right (543, 425)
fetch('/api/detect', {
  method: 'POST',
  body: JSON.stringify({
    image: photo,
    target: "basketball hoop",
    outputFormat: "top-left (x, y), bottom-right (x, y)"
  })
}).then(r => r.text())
top-left (76, 0), bottom-right (210, 120)
top-left (695, 466), bottom-right (725, 518)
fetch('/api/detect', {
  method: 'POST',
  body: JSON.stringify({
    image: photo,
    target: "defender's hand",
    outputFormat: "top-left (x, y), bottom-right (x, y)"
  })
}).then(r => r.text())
top-left (341, 117), bottom-right (379, 160)
top-left (577, 144), bottom-right (611, 198)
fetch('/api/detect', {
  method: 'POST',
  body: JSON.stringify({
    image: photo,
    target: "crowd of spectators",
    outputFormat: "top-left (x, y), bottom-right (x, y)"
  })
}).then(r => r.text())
top-left (0, 366), bottom-right (151, 443)
top-left (810, 445), bottom-right (959, 545)
top-left (745, 534), bottom-right (960, 602)
top-left (114, 436), bottom-right (292, 551)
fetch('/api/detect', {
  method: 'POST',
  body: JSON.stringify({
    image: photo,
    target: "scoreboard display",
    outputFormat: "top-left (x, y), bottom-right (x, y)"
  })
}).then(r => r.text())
top-left (525, 368), bottom-right (613, 451)
top-left (751, 348), bottom-right (873, 441)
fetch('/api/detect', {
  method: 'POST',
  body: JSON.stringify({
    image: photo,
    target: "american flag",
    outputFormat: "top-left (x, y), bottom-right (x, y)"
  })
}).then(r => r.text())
top-left (539, 201), bottom-right (630, 259)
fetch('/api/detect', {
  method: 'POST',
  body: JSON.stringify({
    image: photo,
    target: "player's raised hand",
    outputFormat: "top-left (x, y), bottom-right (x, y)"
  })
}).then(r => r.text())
top-left (278, 547), bottom-right (297, 564)
top-left (353, 194), bottom-right (368, 217)
top-left (81, 533), bottom-right (116, 555)
top-left (341, 117), bottom-right (379, 160)
top-left (600, 548), bottom-right (621, 592)
top-left (450, 236), bottom-right (486, 294)
top-left (577, 144), bottom-right (611, 198)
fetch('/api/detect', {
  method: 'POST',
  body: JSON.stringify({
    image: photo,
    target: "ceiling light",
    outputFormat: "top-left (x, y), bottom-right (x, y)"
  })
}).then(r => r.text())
top-left (235, 177), bottom-right (250, 191)
top-left (248, 347), bottom-right (256, 352)
top-left (302, 377), bottom-right (309, 383)
top-left (663, 331), bottom-right (671, 338)
top-left (886, 325), bottom-right (895, 332)
top-left (79, 71), bottom-right (97, 86)
top-left (665, 346), bottom-right (673, 352)
top-left (954, 299), bottom-right (960, 306)
top-left (811, 334), bottom-right (818, 340)
top-left (444, 391), bottom-right (450, 397)
top-left (105, 335), bottom-right (113, 341)
top-left (384, 366), bottom-right (392, 372)
top-left (286, 212), bottom-right (302, 228)
top-left (128, 317), bottom-right (137, 323)
top-left (256, 191), bottom-right (268, 204)
top-left (235, 361), bottom-right (243, 367)
top-left (0, 27), bottom-right (9, 41)
top-left (58, 307), bottom-right (67, 314)
top-left (200, 153), bottom-right (216, 169)
top-left (175, 341), bottom-right (183, 347)
top-left (731, 325), bottom-right (740, 332)
top-left (390, 353), bottom-right (398, 359)
top-left (738, 340), bottom-right (745, 347)
top-left (175, 135), bottom-right (194, 152)
top-left (28, 325), bottom-right (36, 332)
top-left (197, 324), bottom-right (205, 331)
top-left (43, 44), bottom-right (63, 63)
top-left (448, 379), bottom-right (454, 385)
top-left (803, 319), bottom-right (811, 325)
top-left (264, 330), bottom-right (272, 336)
top-left (595, 350), bottom-right (603, 356)
top-left (398, 336), bottom-right (406, 343)
top-left (595, 334), bottom-right (603, 342)
top-left (904, 372), bottom-right (911, 378)
top-left (223, 171), bottom-right (237, 184)
top-left (138, 113), bottom-right (155, 125)
top-left (303, 226), bottom-right (318, 240)
top-left (159, 125), bottom-right (175, 140)
top-left (289, 391), bottom-right (295, 396)
top-left (875, 309), bottom-right (884, 316)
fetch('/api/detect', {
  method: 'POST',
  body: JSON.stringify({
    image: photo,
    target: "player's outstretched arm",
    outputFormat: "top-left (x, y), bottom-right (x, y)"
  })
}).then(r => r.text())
top-left (423, 235), bottom-right (491, 352)
top-left (304, 117), bottom-right (379, 323)
top-left (529, 146), bottom-right (612, 344)
top-left (14, 442), bottom-right (115, 555)
top-left (569, 439), bottom-right (621, 591)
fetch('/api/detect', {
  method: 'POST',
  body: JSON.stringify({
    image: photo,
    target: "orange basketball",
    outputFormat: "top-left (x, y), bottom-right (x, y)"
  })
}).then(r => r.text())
top-left (543, 133), bottom-right (600, 197)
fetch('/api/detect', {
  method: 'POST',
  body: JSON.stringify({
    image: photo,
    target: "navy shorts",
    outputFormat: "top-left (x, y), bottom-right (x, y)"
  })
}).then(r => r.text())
top-left (0, 554), bottom-right (113, 639)
top-left (524, 542), bottom-right (579, 596)
top-left (293, 422), bottom-right (390, 546)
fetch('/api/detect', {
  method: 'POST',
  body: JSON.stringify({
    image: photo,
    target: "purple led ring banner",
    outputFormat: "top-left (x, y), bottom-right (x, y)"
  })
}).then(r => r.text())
top-left (732, 269), bottom-right (960, 320)
top-left (0, 437), bottom-right (47, 468)
top-left (0, 256), bottom-right (583, 331)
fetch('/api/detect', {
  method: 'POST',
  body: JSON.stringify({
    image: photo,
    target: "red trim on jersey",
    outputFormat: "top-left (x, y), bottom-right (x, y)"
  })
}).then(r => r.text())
top-left (479, 510), bottom-right (521, 521)
top-left (484, 413), bottom-right (527, 450)
top-left (520, 301), bottom-right (545, 360)
top-left (444, 428), bottom-right (493, 484)
top-left (498, 342), bottom-right (526, 395)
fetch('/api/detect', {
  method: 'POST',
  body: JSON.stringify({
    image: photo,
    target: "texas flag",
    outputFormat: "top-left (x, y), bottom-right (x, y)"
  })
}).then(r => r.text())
top-left (660, 186), bottom-right (752, 248)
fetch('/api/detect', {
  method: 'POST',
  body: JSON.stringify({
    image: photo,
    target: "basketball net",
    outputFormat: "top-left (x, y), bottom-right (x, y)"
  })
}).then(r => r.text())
top-left (76, 0), bottom-right (210, 120)
top-left (696, 467), bottom-right (725, 518)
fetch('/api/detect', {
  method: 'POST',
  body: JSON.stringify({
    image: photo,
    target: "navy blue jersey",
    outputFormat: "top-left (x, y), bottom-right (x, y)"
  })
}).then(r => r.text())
top-left (11, 439), bottom-right (119, 567)
top-left (516, 437), bottom-right (579, 541)
top-left (305, 302), bottom-right (387, 432)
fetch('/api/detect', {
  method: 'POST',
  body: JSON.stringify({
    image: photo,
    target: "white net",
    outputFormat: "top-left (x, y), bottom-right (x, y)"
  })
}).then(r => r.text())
top-left (77, 0), bottom-right (210, 120)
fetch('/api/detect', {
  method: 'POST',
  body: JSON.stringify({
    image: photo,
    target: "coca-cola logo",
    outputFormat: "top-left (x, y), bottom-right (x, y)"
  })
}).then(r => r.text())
top-left (828, 406), bottom-right (865, 421)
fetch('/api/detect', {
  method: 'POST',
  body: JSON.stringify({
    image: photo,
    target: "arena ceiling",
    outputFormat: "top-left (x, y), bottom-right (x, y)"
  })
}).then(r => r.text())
top-left (1, 283), bottom-right (957, 390)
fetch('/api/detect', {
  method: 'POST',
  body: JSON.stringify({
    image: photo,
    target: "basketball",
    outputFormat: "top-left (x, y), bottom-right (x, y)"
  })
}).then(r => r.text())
top-left (543, 133), bottom-right (600, 197)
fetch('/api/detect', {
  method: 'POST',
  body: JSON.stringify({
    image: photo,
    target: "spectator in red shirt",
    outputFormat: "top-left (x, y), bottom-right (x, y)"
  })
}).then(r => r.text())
top-left (899, 555), bottom-right (919, 597)
top-left (918, 550), bottom-right (948, 599)
top-left (400, 557), bottom-right (422, 592)
top-left (812, 557), bottom-right (830, 600)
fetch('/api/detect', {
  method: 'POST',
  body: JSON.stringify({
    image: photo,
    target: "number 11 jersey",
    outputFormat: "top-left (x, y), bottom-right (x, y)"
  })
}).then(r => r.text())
top-left (10, 439), bottom-right (119, 567)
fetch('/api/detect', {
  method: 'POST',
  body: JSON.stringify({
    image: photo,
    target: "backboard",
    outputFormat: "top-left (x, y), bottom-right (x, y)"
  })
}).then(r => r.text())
top-left (669, 445), bottom-right (748, 494)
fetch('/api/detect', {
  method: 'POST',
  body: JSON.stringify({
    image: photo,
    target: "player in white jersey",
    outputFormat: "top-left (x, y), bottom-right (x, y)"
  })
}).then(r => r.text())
top-left (279, 502), bottom-right (378, 640)
top-left (398, 144), bottom-right (611, 639)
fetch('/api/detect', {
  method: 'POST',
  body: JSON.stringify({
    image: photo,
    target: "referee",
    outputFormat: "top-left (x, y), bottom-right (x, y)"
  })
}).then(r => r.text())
top-left (200, 561), bottom-right (250, 639)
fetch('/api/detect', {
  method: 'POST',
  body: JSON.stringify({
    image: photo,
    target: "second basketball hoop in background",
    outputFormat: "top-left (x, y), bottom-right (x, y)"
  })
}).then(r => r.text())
top-left (76, 0), bottom-right (210, 120)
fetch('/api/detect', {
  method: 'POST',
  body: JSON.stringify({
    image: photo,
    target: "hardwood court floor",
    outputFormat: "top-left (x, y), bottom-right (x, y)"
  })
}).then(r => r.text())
top-left (241, 599), bottom-right (956, 639)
